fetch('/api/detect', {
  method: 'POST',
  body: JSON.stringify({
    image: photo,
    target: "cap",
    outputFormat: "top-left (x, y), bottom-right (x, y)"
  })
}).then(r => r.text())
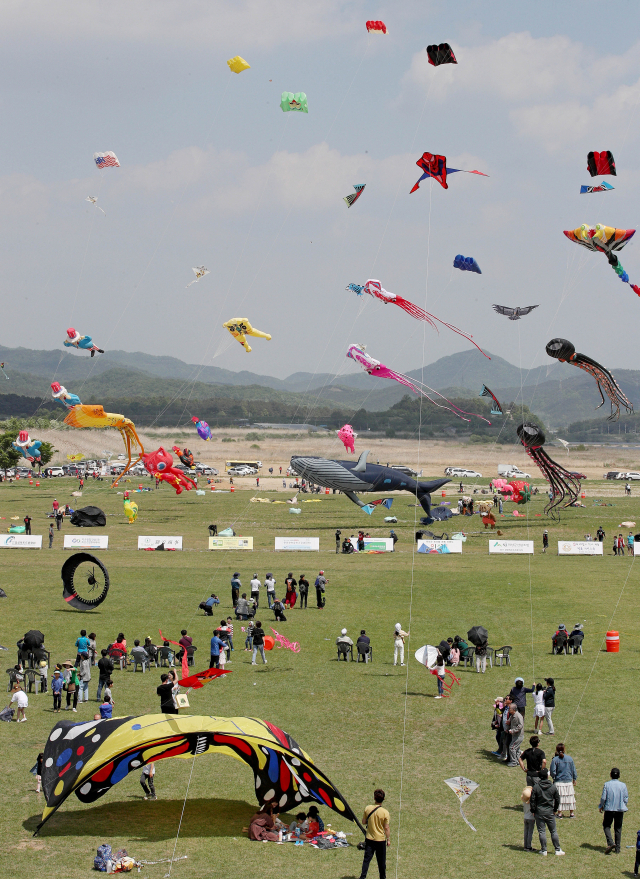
top-left (514, 677), bottom-right (524, 684)
top-left (53, 669), bottom-right (61, 674)
top-left (319, 570), bottom-right (324, 574)
top-left (341, 628), bottom-right (347, 635)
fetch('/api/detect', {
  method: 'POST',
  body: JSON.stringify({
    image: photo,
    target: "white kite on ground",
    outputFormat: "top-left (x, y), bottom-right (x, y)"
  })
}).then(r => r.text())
top-left (444, 776), bottom-right (479, 831)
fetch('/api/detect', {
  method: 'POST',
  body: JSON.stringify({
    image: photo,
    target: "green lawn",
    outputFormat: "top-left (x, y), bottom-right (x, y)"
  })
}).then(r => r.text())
top-left (0, 475), bottom-right (639, 878)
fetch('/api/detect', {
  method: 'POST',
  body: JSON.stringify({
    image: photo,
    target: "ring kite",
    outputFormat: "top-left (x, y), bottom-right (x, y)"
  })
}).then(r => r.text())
top-left (563, 224), bottom-right (640, 296)
top-left (37, 714), bottom-right (363, 834)
top-left (61, 553), bottom-right (110, 611)
top-left (410, 152), bottom-right (488, 193)
top-left (545, 338), bottom-right (632, 422)
top-left (517, 422), bottom-right (580, 519)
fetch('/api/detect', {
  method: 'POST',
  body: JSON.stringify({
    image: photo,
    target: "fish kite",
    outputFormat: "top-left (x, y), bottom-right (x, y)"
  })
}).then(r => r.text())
top-left (0, 362), bottom-right (8, 380)
top-left (93, 152), bottom-right (119, 169)
top-left (426, 43), bottom-right (457, 66)
top-left (191, 417), bottom-right (212, 441)
top-left (280, 92), bottom-right (308, 113)
top-left (479, 385), bottom-right (503, 415)
top-left (563, 224), bottom-right (640, 296)
top-left (492, 304), bottom-right (539, 320)
top-left (444, 777), bottom-right (479, 831)
top-left (587, 151), bottom-right (616, 177)
top-left (517, 422), bottom-right (580, 519)
top-left (51, 382), bottom-right (82, 410)
top-left (346, 279), bottom-right (489, 356)
top-left (86, 196), bottom-right (105, 215)
top-left (545, 338), bottom-right (632, 422)
top-left (347, 344), bottom-right (490, 423)
top-left (223, 318), bottom-right (271, 353)
top-left (336, 424), bottom-right (357, 454)
top-left (410, 152), bottom-right (488, 193)
top-left (453, 254), bottom-right (481, 273)
top-left (366, 20), bottom-right (387, 34)
top-left (12, 431), bottom-right (42, 463)
top-left (580, 181), bottom-right (614, 194)
top-left (186, 266), bottom-right (209, 288)
top-left (344, 184), bottom-right (366, 208)
top-left (64, 328), bottom-right (104, 357)
top-left (227, 56), bottom-right (250, 73)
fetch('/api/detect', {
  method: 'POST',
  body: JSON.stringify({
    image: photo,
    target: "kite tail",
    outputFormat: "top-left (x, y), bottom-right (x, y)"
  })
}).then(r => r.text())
top-left (460, 804), bottom-right (477, 832)
top-left (394, 297), bottom-right (490, 359)
top-left (400, 372), bottom-right (491, 425)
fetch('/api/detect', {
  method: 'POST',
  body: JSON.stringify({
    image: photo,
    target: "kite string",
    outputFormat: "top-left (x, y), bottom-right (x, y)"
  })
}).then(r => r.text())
top-left (165, 748), bottom-right (198, 879)
top-left (518, 321), bottom-right (535, 681)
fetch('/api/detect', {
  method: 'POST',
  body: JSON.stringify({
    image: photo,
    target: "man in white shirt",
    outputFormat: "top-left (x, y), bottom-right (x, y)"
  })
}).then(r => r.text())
top-left (250, 574), bottom-right (261, 609)
top-left (264, 573), bottom-right (276, 609)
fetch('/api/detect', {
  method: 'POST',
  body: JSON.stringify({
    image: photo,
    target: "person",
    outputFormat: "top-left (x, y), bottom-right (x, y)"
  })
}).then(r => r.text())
top-left (265, 573), bottom-right (276, 609)
top-left (231, 573), bottom-right (241, 608)
top-left (225, 618), bottom-right (234, 653)
top-left (288, 812), bottom-right (307, 837)
top-left (532, 683), bottom-right (545, 733)
top-left (35, 751), bottom-right (44, 793)
top-left (52, 498), bottom-right (59, 514)
top-left (549, 742), bottom-right (577, 818)
top-left (390, 529), bottom-right (398, 550)
top-left (131, 640), bottom-right (150, 668)
top-left (358, 788), bottom-right (390, 879)
top-left (335, 529), bottom-right (341, 553)
top-left (77, 652), bottom-right (91, 702)
top-left (434, 651), bottom-right (445, 698)
top-left (307, 804), bottom-right (324, 831)
top-left (498, 695), bottom-right (513, 760)
top-left (449, 642), bottom-right (460, 666)
top-left (87, 632), bottom-right (97, 665)
top-left (51, 669), bottom-right (64, 712)
top-left (542, 678), bottom-right (556, 735)
top-left (392, 623), bottom-right (409, 667)
top-left (100, 694), bottom-right (113, 719)
top-left (65, 663), bottom-right (80, 711)
top-left (357, 630), bottom-right (371, 662)
top-left (144, 636), bottom-right (158, 666)
top-left (507, 703), bottom-right (524, 767)
top-left (522, 786), bottom-right (535, 852)
top-left (210, 630), bottom-right (224, 669)
top-left (11, 684), bottom-right (28, 722)
top-left (336, 628), bottom-right (353, 660)
top-left (510, 677), bottom-right (535, 718)
top-left (542, 530), bottom-right (549, 553)
top-left (567, 624), bottom-right (583, 653)
top-left (453, 634), bottom-right (469, 655)
top-left (298, 574), bottom-right (309, 608)
top-left (97, 649), bottom-right (114, 700)
top-left (244, 620), bottom-right (255, 651)
top-left (518, 735), bottom-right (546, 785)
top-left (249, 802), bottom-right (280, 841)
top-left (235, 593), bottom-right (251, 620)
top-left (272, 598), bottom-right (286, 622)
top-left (597, 525), bottom-right (605, 542)
top-left (357, 532), bottom-right (365, 552)
top-left (599, 767), bottom-right (628, 854)
top-left (75, 629), bottom-right (91, 664)
top-left (199, 594), bottom-right (219, 616)
top-left (342, 536), bottom-right (355, 553)
top-left (157, 673), bottom-right (178, 714)
top-left (48, 523), bottom-right (54, 548)
top-left (252, 621), bottom-right (267, 665)
top-left (628, 532), bottom-right (635, 554)
top-left (250, 573), bottom-right (261, 608)
top-left (619, 533), bottom-right (626, 556)
top-left (315, 571), bottom-right (327, 608)
top-left (24, 515), bottom-right (32, 535)
top-left (475, 640), bottom-right (488, 674)
top-left (552, 625), bottom-right (568, 654)
top-left (140, 762), bottom-right (156, 800)
top-left (56, 509), bottom-right (64, 531)
top-left (530, 769), bottom-right (564, 855)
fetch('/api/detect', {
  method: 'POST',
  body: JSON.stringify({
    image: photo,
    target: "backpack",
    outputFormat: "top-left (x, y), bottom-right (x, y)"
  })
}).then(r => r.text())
top-left (94, 844), bottom-right (112, 872)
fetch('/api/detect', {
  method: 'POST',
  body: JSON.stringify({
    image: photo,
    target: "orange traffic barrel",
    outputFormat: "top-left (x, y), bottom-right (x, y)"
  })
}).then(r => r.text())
top-left (606, 631), bottom-right (620, 653)
top-left (325, 487), bottom-right (330, 494)
top-left (35, 481), bottom-right (40, 487)
top-left (441, 491), bottom-right (446, 497)
top-left (230, 486), bottom-right (235, 493)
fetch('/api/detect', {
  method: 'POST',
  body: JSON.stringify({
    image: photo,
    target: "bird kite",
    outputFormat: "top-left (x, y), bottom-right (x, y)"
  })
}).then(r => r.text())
top-left (492, 304), bottom-right (539, 320)
top-left (410, 152), bottom-right (488, 193)
top-left (587, 151), bottom-right (616, 177)
top-left (64, 328), bottom-right (104, 357)
top-left (227, 56), bottom-right (250, 73)
top-left (280, 92), bottom-right (308, 113)
top-left (186, 266), bottom-right (209, 288)
top-left (86, 196), bottom-right (105, 215)
top-left (336, 424), bottom-right (357, 453)
top-left (444, 777), bottom-right (478, 831)
top-left (366, 20), bottom-right (387, 34)
top-left (346, 279), bottom-right (489, 357)
top-left (142, 448), bottom-right (197, 495)
top-left (0, 362), bottom-right (8, 380)
top-left (517, 422), bottom-right (580, 518)
top-left (172, 446), bottom-right (194, 468)
top-left (563, 224), bottom-right (640, 296)
top-left (453, 254), bottom-right (481, 273)
top-left (93, 152), bottom-right (119, 169)
top-left (427, 44), bottom-right (457, 66)
top-left (51, 383), bottom-right (82, 410)
top-left (580, 181), bottom-right (614, 194)
top-left (223, 317), bottom-right (271, 352)
top-left (12, 431), bottom-right (42, 463)
top-left (62, 403), bottom-right (144, 486)
top-left (478, 385), bottom-right (503, 415)
top-left (545, 338), bottom-right (632, 422)
top-left (191, 417), bottom-right (212, 441)
top-left (344, 184), bottom-right (366, 207)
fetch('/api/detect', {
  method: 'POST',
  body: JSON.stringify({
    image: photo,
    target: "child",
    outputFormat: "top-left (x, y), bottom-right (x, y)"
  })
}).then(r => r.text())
top-left (226, 618), bottom-right (234, 652)
top-left (140, 762), bottom-right (156, 800)
top-left (449, 644), bottom-right (460, 666)
top-left (533, 683), bottom-right (545, 733)
top-left (100, 695), bottom-right (113, 719)
top-left (288, 812), bottom-right (307, 838)
top-left (35, 752), bottom-right (44, 793)
top-left (542, 530), bottom-right (549, 553)
top-left (104, 680), bottom-right (114, 707)
top-left (307, 805), bottom-right (324, 831)
top-left (51, 669), bottom-right (64, 712)
top-left (434, 652), bottom-right (445, 698)
top-left (522, 786), bottom-right (535, 851)
top-left (244, 621), bottom-right (255, 651)
top-left (11, 684), bottom-right (28, 722)
top-left (218, 643), bottom-right (227, 670)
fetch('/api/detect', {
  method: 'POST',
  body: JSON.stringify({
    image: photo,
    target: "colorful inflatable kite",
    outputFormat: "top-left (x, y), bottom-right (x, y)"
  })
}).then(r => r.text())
top-left (141, 447), bottom-right (197, 495)
top-left (347, 344), bottom-right (490, 423)
top-left (479, 385), bottom-right (503, 415)
top-left (410, 152), bottom-right (488, 193)
top-left (366, 20), bottom-right (387, 34)
top-left (587, 151), bottom-right (616, 177)
top-left (86, 196), bottom-right (105, 215)
top-left (280, 92), bottom-right (308, 113)
top-left (580, 181), bottom-right (614, 194)
top-left (453, 254), bottom-right (481, 273)
top-left (517, 422), bottom-right (580, 518)
top-left (344, 184), bottom-right (365, 208)
top-left (172, 446), bottom-right (194, 468)
top-left (93, 152), bottom-right (119, 169)
top-left (563, 224), bottom-right (640, 295)
top-left (336, 424), bottom-right (357, 454)
top-left (37, 714), bottom-right (362, 833)
top-left (227, 56), bottom-right (250, 73)
top-left (223, 318), bottom-right (271, 353)
top-left (64, 328), bottom-right (104, 357)
top-left (545, 338), bottom-right (632, 421)
top-left (191, 417), bottom-right (211, 441)
top-left (51, 382), bottom-right (82, 410)
top-left (346, 279), bottom-right (489, 356)
top-left (62, 405), bottom-right (144, 485)
top-left (492, 304), bottom-right (539, 320)
top-left (186, 266), bottom-right (209, 288)
top-left (61, 553), bottom-right (110, 611)
top-left (123, 493), bottom-right (138, 525)
top-left (427, 43), bottom-right (457, 66)
top-left (12, 431), bottom-right (42, 463)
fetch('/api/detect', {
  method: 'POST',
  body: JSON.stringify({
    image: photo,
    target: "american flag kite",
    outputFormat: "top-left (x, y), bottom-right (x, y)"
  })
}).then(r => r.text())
top-left (94, 152), bottom-right (120, 169)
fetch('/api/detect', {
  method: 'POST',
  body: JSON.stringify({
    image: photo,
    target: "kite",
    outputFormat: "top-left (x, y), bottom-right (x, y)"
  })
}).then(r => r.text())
top-left (545, 338), bottom-right (632, 422)
top-left (0, 362), bottom-right (8, 380)
top-left (223, 318), bottom-right (271, 353)
top-left (517, 422), bottom-right (581, 518)
top-left (178, 667), bottom-right (230, 689)
top-left (453, 254), bottom-right (481, 273)
top-left (51, 382), bottom-right (82, 410)
top-left (12, 431), bottom-right (42, 463)
top-left (426, 43), bottom-right (457, 66)
top-left (347, 344), bottom-right (491, 423)
top-left (492, 304), bottom-right (539, 320)
top-left (61, 405), bottom-right (144, 486)
top-left (141, 447), bottom-right (197, 495)
top-left (346, 279), bottom-right (489, 356)
top-left (336, 424), bottom-right (357, 454)
top-left (366, 20), bottom-right (387, 34)
top-left (280, 92), bottom-right (308, 113)
top-left (227, 56), bottom-right (250, 73)
top-left (563, 224), bottom-right (640, 295)
top-left (64, 328), bottom-right (104, 357)
top-left (478, 385), bottom-right (503, 415)
top-left (343, 184), bottom-right (366, 208)
top-left (86, 196), bottom-right (105, 215)
top-left (270, 628), bottom-right (301, 653)
top-left (172, 446), bottom-right (194, 468)
top-left (587, 151), bottom-right (616, 177)
top-left (444, 777), bottom-right (479, 831)
top-left (186, 266), bottom-right (209, 288)
top-left (61, 553), bottom-right (109, 611)
top-left (67, 454), bottom-right (85, 462)
top-left (93, 152), bottom-right (119, 169)
top-left (410, 152), bottom-right (488, 193)
top-left (123, 493), bottom-right (138, 525)
top-left (557, 438), bottom-right (570, 452)
top-left (361, 498), bottom-right (393, 516)
top-left (37, 714), bottom-right (363, 834)
top-left (581, 181), bottom-right (614, 194)
top-left (191, 417), bottom-right (212, 441)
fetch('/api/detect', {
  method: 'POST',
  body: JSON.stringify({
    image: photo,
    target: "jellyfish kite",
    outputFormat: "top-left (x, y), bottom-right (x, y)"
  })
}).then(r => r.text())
top-left (346, 279), bottom-right (489, 357)
top-left (517, 422), bottom-right (580, 518)
top-left (545, 338), bottom-right (632, 422)
top-left (563, 224), bottom-right (640, 296)
top-left (427, 44), bottom-right (457, 66)
top-left (223, 318), bottom-right (271, 353)
top-left (280, 92), bottom-right (308, 113)
top-left (347, 344), bottom-right (490, 424)
top-left (64, 328), bottom-right (104, 357)
top-left (186, 266), bottom-right (209, 288)
top-left (344, 184), bottom-right (365, 208)
top-left (478, 385), bottom-right (503, 415)
top-left (191, 417), bottom-right (211, 441)
top-left (453, 254), bottom-right (481, 273)
top-left (410, 152), bottom-right (488, 193)
top-left (337, 424), bottom-right (357, 454)
top-left (587, 151), bottom-right (616, 177)
top-left (12, 431), bottom-right (42, 463)
top-left (51, 382), bottom-right (82, 410)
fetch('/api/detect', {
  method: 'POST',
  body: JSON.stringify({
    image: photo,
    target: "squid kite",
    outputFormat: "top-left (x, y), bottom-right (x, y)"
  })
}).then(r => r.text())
top-left (545, 338), bottom-right (632, 422)
top-left (347, 279), bottom-right (489, 357)
top-left (563, 224), bottom-right (640, 296)
top-left (64, 328), bottom-right (104, 357)
top-left (186, 266), bottom-right (209, 288)
top-left (223, 318), bottom-right (271, 353)
top-left (347, 344), bottom-right (491, 423)
top-left (85, 196), bottom-right (105, 215)
top-left (191, 417), bottom-right (212, 441)
top-left (142, 447), bottom-right (197, 495)
top-left (12, 431), bottom-right (42, 463)
top-left (517, 422), bottom-right (580, 519)
top-left (62, 403), bottom-right (144, 486)
top-left (410, 152), bottom-right (488, 193)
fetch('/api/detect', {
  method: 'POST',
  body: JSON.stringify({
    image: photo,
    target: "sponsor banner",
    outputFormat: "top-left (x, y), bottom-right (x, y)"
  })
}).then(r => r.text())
top-left (275, 536), bottom-right (320, 552)
top-left (63, 535), bottom-right (109, 550)
top-left (0, 534), bottom-right (42, 549)
top-left (208, 536), bottom-right (254, 550)
top-left (137, 536), bottom-right (183, 550)
top-left (417, 539), bottom-right (463, 555)
top-left (558, 541), bottom-right (603, 556)
top-left (489, 540), bottom-right (534, 554)
top-left (348, 537), bottom-right (395, 552)
top-left (635, 541), bottom-right (640, 556)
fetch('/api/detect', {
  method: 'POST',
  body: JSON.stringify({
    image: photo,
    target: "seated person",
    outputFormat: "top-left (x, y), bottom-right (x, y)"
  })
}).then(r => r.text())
top-left (341, 537), bottom-right (355, 553)
top-left (198, 594), bottom-right (219, 616)
top-left (356, 630), bottom-right (371, 662)
top-left (552, 625), bottom-right (568, 654)
top-left (453, 635), bottom-right (468, 654)
top-left (336, 628), bottom-right (353, 660)
top-left (288, 812), bottom-right (308, 837)
top-left (272, 598), bottom-right (287, 622)
top-left (235, 593), bottom-right (250, 620)
top-left (449, 643), bottom-right (460, 666)
top-left (307, 805), bottom-right (324, 832)
top-left (249, 803), bottom-right (280, 841)
top-left (108, 635), bottom-right (127, 660)
top-left (176, 629), bottom-right (193, 662)
top-left (144, 637), bottom-right (158, 663)
top-left (131, 639), bottom-right (149, 665)
top-left (568, 623), bottom-right (584, 649)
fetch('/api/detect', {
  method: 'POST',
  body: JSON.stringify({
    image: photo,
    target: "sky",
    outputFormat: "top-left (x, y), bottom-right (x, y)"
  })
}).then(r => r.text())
top-left (1, 0), bottom-right (640, 384)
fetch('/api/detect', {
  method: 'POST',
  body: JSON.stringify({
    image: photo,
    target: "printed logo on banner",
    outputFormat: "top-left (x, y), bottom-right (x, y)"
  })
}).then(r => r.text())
top-left (208, 537), bottom-right (254, 550)
top-left (137, 536), bottom-right (183, 550)
top-left (0, 534), bottom-right (42, 549)
top-left (348, 537), bottom-right (395, 552)
top-left (558, 541), bottom-right (603, 556)
top-left (63, 535), bottom-right (109, 550)
top-left (489, 540), bottom-right (534, 554)
top-left (417, 540), bottom-right (463, 554)
top-left (274, 537), bottom-right (320, 551)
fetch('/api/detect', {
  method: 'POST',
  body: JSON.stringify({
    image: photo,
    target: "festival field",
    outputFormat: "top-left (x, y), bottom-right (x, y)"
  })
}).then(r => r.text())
top-left (1, 462), bottom-right (639, 878)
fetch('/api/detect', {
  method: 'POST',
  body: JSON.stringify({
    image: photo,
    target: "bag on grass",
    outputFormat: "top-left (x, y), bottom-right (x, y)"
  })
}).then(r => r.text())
top-left (94, 844), bottom-right (112, 872)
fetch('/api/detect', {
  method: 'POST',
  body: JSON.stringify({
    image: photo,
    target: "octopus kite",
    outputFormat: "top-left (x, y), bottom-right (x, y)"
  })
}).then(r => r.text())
top-left (517, 422), bottom-right (580, 519)
top-left (62, 403), bottom-right (144, 486)
top-left (223, 318), bottom-right (271, 353)
top-left (346, 279), bottom-right (489, 357)
top-left (142, 447), bottom-right (197, 495)
top-left (546, 338), bottom-right (632, 422)
top-left (563, 224), bottom-right (640, 296)
top-left (64, 328), bottom-right (104, 357)
top-left (12, 431), bottom-right (42, 463)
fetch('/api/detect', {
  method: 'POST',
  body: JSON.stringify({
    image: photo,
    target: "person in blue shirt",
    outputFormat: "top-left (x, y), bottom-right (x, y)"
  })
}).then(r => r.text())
top-left (100, 695), bottom-right (113, 719)
top-left (210, 632), bottom-right (224, 669)
top-left (51, 669), bottom-right (64, 713)
top-left (198, 594), bottom-right (220, 616)
top-left (599, 767), bottom-right (628, 854)
top-left (75, 629), bottom-right (91, 665)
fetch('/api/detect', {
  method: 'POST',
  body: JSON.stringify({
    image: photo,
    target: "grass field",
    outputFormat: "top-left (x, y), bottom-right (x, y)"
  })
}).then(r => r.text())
top-left (1, 469), bottom-right (639, 879)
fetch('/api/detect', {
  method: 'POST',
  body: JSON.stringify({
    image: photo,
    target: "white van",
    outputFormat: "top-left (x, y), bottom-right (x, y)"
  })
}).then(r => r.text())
top-left (497, 464), bottom-right (532, 479)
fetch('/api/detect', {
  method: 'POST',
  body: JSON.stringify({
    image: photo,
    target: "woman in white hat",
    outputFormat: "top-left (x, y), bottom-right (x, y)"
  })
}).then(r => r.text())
top-left (393, 624), bottom-right (409, 667)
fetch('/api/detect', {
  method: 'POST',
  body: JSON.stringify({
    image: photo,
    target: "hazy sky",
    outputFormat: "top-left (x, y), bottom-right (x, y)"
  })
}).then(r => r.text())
top-left (1, 0), bottom-right (640, 383)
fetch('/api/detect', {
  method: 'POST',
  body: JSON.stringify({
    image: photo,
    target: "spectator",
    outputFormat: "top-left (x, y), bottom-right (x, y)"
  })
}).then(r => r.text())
top-left (273, 598), bottom-right (287, 622)
top-left (11, 684), bottom-right (28, 722)
top-left (100, 695), bottom-right (113, 719)
top-left (522, 785), bottom-right (535, 852)
top-left (434, 652), bottom-right (446, 698)
top-left (35, 751), bottom-right (44, 792)
top-left (235, 593), bottom-right (250, 620)
top-left (144, 636), bottom-right (158, 665)
top-left (52, 498), bottom-right (59, 514)
top-left (209, 630), bottom-right (224, 669)
top-left (498, 696), bottom-right (513, 760)
top-left (244, 620), bottom-right (255, 651)
top-left (597, 525), bottom-right (605, 542)
top-left (88, 632), bottom-right (97, 665)
top-left (78, 652), bottom-right (91, 702)
top-left (567, 624), bottom-right (584, 652)
top-left (357, 630), bottom-right (371, 663)
top-left (56, 509), bottom-right (64, 531)
top-left (599, 767), bottom-right (628, 854)
top-left (449, 642), bottom-right (460, 666)
top-left (357, 532), bottom-right (365, 552)
top-left (542, 678), bottom-right (556, 735)
top-left (250, 573), bottom-right (261, 608)
top-left (393, 623), bottom-right (409, 667)
top-left (358, 789), bottom-right (390, 879)
top-left (390, 529), bottom-right (398, 550)
top-left (97, 649), bottom-right (114, 700)
top-left (199, 594), bottom-right (219, 616)
top-left (157, 673), bottom-right (178, 714)
top-left (628, 532), bottom-right (635, 553)
top-left (617, 533), bottom-right (625, 556)
top-left (249, 802), bottom-right (280, 842)
top-left (264, 573), bottom-right (276, 609)
top-left (530, 769), bottom-right (564, 856)
top-left (225, 618), bottom-right (234, 653)
top-left (298, 574), bottom-right (309, 609)
top-left (552, 625), bottom-right (568, 654)
top-left (284, 574), bottom-right (297, 608)
top-left (509, 677), bottom-right (535, 718)
top-left (453, 634), bottom-right (469, 655)
top-left (549, 743), bottom-right (577, 818)
top-left (51, 669), bottom-right (64, 713)
top-left (48, 523), bottom-right (54, 548)
top-left (490, 698), bottom-right (504, 754)
top-left (251, 621), bottom-right (267, 665)
top-left (140, 762), bottom-right (156, 800)
top-left (335, 529), bottom-right (341, 553)
top-left (532, 683), bottom-right (545, 733)
top-left (475, 640), bottom-right (488, 674)
top-left (64, 662), bottom-right (80, 712)
top-left (336, 628), bottom-right (353, 661)
top-left (518, 735), bottom-right (546, 785)
top-left (75, 629), bottom-right (91, 664)
top-left (24, 515), bottom-right (32, 535)
top-left (507, 704), bottom-right (524, 767)
top-left (542, 530), bottom-right (549, 553)
top-left (231, 573), bottom-right (241, 608)
top-left (315, 571), bottom-right (327, 608)
top-left (131, 640), bottom-right (149, 667)
top-left (288, 812), bottom-right (307, 837)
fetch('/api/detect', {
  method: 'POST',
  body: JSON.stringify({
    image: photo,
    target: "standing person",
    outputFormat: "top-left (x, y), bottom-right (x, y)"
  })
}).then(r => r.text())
top-left (509, 677), bottom-right (535, 719)
top-left (56, 509), bottom-right (64, 531)
top-left (518, 735), bottom-right (546, 785)
top-left (358, 789), bottom-right (390, 879)
top-left (284, 574), bottom-right (297, 608)
top-left (235, 593), bottom-right (250, 620)
top-left (613, 534), bottom-right (618, 556)
top-left (393, 624), bottom-right (409, 667)
top-left (434, 652), bottom-right (446, 698)
top-left (77, 652), bottom-right (91, 703)
top-left (48, 523), bottom-right (54, 548)
top-left (35, 752), bottom-right (44, 793)
top-left (390, 529), bottom-right (398, 550)
top-left (298, 574), bottom-right (309, 608)
top-left (250, 573), bottom-right (261, 609)
top-left (357, 532), bottom-right (365, 552)
top-left (225, 618), bottom-right (234, 653)
top-left (530, 769), bottom-right (564, 856)
top-left (507, 704), bottom-right (524, 767)
top-left (542, 677), bottom-right (556, 735)
top-left (550, 743), bottom-right (577, 818)
top-left (533, 683), bottom-right (546, 733)
top-left (52, 498), bottom-right (59, 515)
top-left (315, 570), bottom-right (327, 609)
top-left (522, 786), bottom-right (536, 852)
top-left (209, 630), bottom-right (224, 669)
top-left (264, 573), bottom-right (276, 609)
top-left (251, 621), bottom-right (267, 665)
top-left (498, 496), bottom-right (503, 514)
top-left (75, 629), bottom-right (91, 664)
top-left (97, 649), bottom-right (114, 700)
top-left (597, 525), bottom-right (605, 542)
top-left (231, 573), bottom-right (241, 608)
top-left (475, 640), bottom-right (488, 674)
top-left (140, 762), bottom-right (156, 800)
top-left (335, 529), bottom-right (341, 553)
top-left (498, 696), bottom-right (513, 760)
top-left (64, 663), bottom-right (80, 712)
top-left (11, 684), bottom-right (28, 722)
top-left (51, 669), bottom-right (64, 713)
top-left (599, 767), bottom-right (628, 854)
top-left (628, 532), bottom-right (635, 554)
top-left (256, 476), bottom-right (259, 488)
top-left (618, 533), bottom-right (626, 556)
top-left (157, 674), bottom-right (178, 714)
top-left (23, 515), bottom-right (32, 535)
top-left (542, 530), bottom-right (549, 553)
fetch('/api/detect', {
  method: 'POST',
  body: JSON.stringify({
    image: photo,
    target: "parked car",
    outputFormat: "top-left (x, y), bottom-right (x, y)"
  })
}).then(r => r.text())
top-left (569, 471), bottom-right (587, 481)
top-left (16, 467), bottom-right (32, 478)
top-left (444, 467), bottom-right (483, 478)
top-left (195, 464), bottom-right (217, 475)
top-left (605, 471), bottom-right (622, 480)
top-left (46, 466), bottom-right (65, 477)
top-left (623, 471), bottom-right (640, 481)
top-left (497, 464), bottom-right (532, 479)
top-left (228, 467), bottom-right (254, 476)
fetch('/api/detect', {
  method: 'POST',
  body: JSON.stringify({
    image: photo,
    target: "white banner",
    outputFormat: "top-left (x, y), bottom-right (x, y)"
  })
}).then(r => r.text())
top-left (489, 539), bottom-right (534, 554)
top-left (208, 536), bottom-right (254, 550)
top-left (417, 539), bottom-right (463, 554)
top-left (0, 534), bottom-right (42, 549)
top-left (558, 541), bottom-right (603, 556)
top-left (64, 535), bottom-right (109, 550)
top-left (348, 537), bottom-right (395, 552)
top-left (137, 536), bottom-right (183, 550)
top-left (274, 536), bottom-right (320, 551)
top-left (635, 541), bottom-right (640, 556)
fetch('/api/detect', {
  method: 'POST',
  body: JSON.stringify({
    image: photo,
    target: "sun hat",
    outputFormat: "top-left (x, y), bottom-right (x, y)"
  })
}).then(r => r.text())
top-left (341, 628), bottom-right (347, 635)
top-left (395, 623), bottom-right (402, 631)
top-left (514, 677), bottom-right (524, 684)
